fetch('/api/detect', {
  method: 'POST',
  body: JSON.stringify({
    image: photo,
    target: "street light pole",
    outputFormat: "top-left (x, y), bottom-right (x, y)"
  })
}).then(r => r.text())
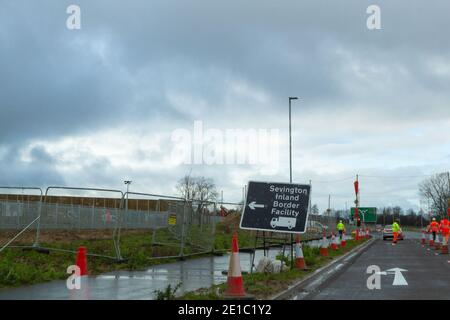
top-left (289, 97), bottom-right (298, 184)
top-left (288, 97), bottom-right (298, 269)
top-left (447, 172), bottom-right (450, 214)
top-left (124, 180), bottom-right (132, 214)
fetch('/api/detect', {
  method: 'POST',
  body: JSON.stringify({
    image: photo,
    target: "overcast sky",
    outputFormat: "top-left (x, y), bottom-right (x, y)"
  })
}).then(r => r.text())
top-left (1, 0), bottom-right (449, 212)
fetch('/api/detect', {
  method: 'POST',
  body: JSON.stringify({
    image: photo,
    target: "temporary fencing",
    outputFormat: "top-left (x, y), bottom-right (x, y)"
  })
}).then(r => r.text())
top-left (1, 184), bottom-right (350, 265)
top-left (118, 192), bottom-right (188, 260)
top-left (306, 213), bottom-right (338, 239)
top-left (36, 187), bottom-right (124, 260)
top-left (0, 187), bottom-right (43, 253)
top-left (0, 186), bottom-right (244, 261)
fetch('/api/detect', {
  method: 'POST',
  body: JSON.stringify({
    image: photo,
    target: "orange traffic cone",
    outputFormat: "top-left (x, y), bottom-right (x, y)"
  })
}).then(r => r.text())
top-left (76, 247), bottom-right (88, 276)
top-left (366, 228), bottom-right (370, 239)
top-left (421, 231), bottom-right (426, 245)
top-left (331, 233), bottom-right (338, 251)
top-left (320, 232), bottom-right (329, 257)
top-left (341, 231), bottom-right (347, 248)
top-left (294, 235), bottom-right (307, 270)
top-left (224, 232), bottom-right (246, 297)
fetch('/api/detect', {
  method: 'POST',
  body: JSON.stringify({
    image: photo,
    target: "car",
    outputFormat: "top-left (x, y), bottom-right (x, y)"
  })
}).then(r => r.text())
top-left (382, 225), bottom-right (404, 240)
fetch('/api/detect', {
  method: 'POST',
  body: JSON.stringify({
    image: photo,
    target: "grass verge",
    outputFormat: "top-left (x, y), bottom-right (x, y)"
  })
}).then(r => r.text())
top-left (0, 222), bottom-right (265, 288)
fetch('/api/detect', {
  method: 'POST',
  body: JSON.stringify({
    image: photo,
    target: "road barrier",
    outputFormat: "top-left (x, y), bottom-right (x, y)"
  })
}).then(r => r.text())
top-left (182, 199), bottom-right (217, 256)
top-left (110, 191), bottom-right (231, 261)
top-left (36, 187), bottom-right (125, 260)
top-left (0, 187), bottom-right (43, 253)
top-left (0, 186), bottom-right (244, 262)
top-left (117, 191), bottom-right (211, 261)
top-left (1, 185), bottom-right (355, 266)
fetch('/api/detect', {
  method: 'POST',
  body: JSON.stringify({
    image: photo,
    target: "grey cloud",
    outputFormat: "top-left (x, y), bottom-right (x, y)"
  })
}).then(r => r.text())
top-left (1, 0), bottom-right (449, 210)
top-left (0, 145), bottom-right (64, 186)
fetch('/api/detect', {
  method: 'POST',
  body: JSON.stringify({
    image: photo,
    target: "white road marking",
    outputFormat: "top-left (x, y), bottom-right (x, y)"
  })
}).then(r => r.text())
top-left (386, 268), bottom-right (408, 286)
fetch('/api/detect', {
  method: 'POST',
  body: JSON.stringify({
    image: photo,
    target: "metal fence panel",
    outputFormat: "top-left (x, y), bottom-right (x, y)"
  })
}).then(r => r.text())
top-left (0, 187), bottom-right (43, 253)
top-left (32, 187), bottom-right (124, 260)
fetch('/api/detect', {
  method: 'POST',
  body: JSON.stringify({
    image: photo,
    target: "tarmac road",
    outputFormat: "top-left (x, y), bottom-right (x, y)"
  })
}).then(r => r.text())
top-left (293, 231), bottom-right (450, 300)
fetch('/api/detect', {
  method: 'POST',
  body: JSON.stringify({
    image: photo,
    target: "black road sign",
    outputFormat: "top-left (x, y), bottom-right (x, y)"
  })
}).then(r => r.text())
top-left (240, 181), bottom-right (311, 233)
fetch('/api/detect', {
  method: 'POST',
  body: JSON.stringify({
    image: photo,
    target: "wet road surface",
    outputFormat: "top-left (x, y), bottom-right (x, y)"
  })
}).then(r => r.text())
top-left (293, 231), bottom-right (450, 300)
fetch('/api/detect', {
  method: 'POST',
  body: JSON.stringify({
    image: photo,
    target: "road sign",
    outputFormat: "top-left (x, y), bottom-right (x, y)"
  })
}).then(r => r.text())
top-left (240, 181), bottom-right (311, 233)
top-left (168, 214), bottom-right (177, 226)
top-left (350, 207), bottom-right (377, 223)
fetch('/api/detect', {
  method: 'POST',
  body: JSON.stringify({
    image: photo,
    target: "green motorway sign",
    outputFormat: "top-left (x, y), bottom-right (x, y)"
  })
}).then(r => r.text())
top-left (350, 207), bottom-right (377, 223)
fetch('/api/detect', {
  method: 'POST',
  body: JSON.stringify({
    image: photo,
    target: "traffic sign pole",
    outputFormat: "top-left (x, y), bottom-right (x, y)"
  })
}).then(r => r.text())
top-left (354, 175), bottom-right (359, 240)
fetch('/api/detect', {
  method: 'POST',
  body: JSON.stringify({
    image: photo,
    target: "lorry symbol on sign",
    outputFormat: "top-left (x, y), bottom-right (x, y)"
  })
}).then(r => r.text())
top-left (270, 217), bottom-right (297, 230)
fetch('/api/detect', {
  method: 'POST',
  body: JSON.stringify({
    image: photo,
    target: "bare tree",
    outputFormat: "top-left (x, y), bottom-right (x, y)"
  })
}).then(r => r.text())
top-left (311, 204), bottom-right (319, 215)
top-left (419, 173), bottom-right (450, 218)
top-left (193, 176), bottom-right (218, 220)
top-left (176, 174), bottom-right (218, 224)
top-left (176, 175), bottom-right (195, 200)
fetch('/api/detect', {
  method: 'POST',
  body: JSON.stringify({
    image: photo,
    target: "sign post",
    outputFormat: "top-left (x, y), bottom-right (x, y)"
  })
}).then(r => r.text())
top-left (354, 175), bottom-right (360, 240)
top-left (240, 181), bottom-right (311, 234)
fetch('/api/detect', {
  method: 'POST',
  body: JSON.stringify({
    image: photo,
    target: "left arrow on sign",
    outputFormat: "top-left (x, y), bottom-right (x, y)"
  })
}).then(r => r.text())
top-left (248, 201), bottom-right (265, 210)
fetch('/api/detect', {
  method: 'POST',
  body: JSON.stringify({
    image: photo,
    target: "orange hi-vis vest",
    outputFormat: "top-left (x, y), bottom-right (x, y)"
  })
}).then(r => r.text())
top-left (430, 221), bottom-right (440, 232)
top-left (440, 219), bottom-right (450, 235)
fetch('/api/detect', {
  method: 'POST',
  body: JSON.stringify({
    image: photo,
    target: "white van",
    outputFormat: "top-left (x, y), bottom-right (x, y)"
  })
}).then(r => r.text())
top-left (270, 217), bottom-right (297, 229)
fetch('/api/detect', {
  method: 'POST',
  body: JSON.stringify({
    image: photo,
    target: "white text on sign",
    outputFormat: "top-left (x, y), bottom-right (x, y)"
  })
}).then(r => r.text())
top-left (269, 184), bottom-right (308, 218)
